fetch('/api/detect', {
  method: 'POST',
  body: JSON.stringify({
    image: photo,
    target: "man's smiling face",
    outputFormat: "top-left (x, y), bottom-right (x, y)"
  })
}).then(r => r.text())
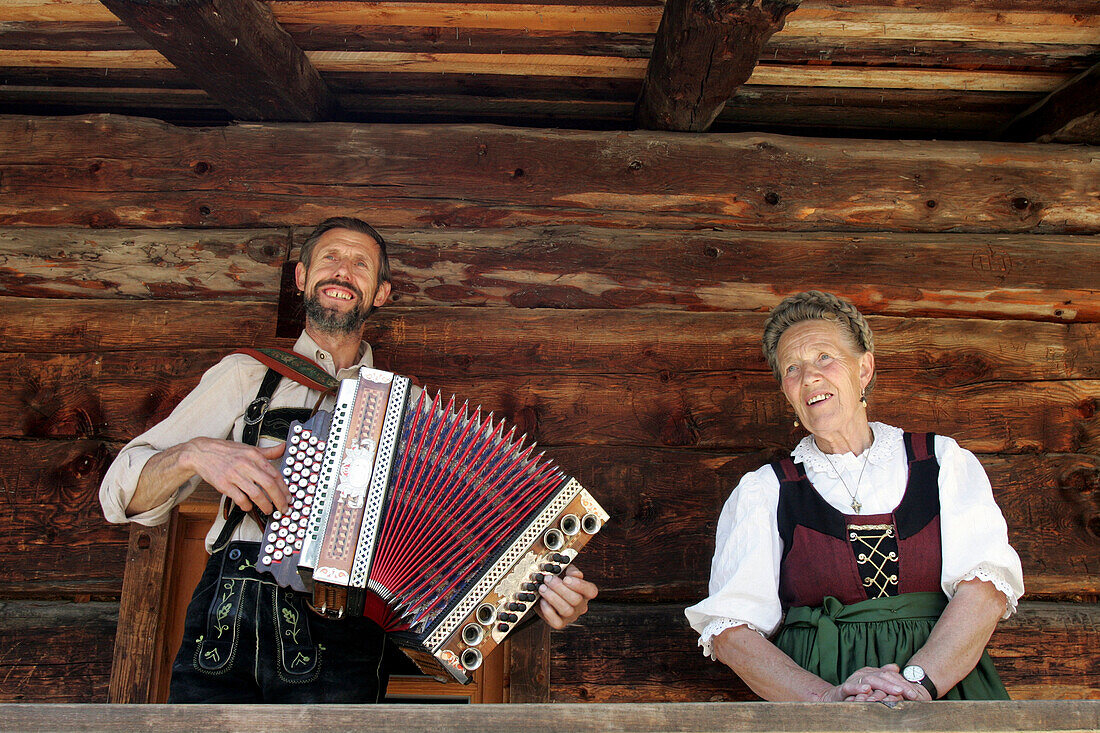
top-left (295, 228), bottom-right (391, 336)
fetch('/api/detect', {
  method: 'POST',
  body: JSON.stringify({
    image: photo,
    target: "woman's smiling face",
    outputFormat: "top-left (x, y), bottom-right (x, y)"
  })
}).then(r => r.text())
top-left (776, 318), bottom-right (875, 454)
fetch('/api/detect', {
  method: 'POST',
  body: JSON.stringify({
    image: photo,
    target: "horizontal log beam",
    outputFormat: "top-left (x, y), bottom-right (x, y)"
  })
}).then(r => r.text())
top-left (0, 600), bottom-right (117, 703)
top-left (4, 22), bottom-right (1098, 72)
top-left (6, 2), bottom-right (1100, 45)
top-left (3, 301), bottom-right (1097, 388)
top-left (6, 226), bottom-right (1097, 322)
top-left (3, 438), bottom-right (1096, 600)
top-left (636, 0), bottom-right (800, 132)
top-left (2, 116), bottom-right (1098, 234)
top-left (98, 0), bottom-right (336, 122)
top-left (3, 350), bottom-right (1098, 452)
top-left (550, 601), bottom-right (1100, 701)
top-left (0, 227), bottom-right (289, 301)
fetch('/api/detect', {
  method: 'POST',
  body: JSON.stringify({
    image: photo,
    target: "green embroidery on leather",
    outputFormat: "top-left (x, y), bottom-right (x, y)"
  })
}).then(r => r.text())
top-left (204, 648), bottom-right (222, 664)
top-left (238, 557), bottom-right (256, 571)
top-left (291, 651), bottom-right (311, 670)
top-left (281, 604), bottom-right (302, 644)
top-left (214, 580), bottom-right (236, 638)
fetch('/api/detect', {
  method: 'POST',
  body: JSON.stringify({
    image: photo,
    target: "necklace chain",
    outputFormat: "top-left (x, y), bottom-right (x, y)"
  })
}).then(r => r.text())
top-left (821, 447), bottom-right (870, 514)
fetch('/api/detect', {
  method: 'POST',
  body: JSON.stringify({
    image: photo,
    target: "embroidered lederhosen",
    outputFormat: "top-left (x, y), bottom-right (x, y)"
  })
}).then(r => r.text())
top-left (188, 365), bottom-right (321, 681)
top-left (773, 432), bottom-right (942, 610)
top-left (170, 352), bottom-right (389, 702)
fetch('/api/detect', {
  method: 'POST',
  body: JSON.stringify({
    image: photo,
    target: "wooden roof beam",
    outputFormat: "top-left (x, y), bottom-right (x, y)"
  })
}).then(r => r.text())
top-left (635, 0), bottom-right (800, 132)
top-left (99, 0), bottom-right (336, 122)
top-left (999, 60), bottom-right (1100, 143)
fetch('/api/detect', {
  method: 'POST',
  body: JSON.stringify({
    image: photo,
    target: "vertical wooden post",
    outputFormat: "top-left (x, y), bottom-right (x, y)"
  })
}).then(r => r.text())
top-left (107, 521), bottom-right (172, 703)
top-left (507, 621), bottom-right (551, 702)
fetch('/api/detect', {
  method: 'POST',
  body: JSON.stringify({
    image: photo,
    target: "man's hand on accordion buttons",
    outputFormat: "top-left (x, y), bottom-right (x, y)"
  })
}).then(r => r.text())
top-left (186, 437), bottom-right (291, 515)
top-left (536, 565), bottom-right (598, 629)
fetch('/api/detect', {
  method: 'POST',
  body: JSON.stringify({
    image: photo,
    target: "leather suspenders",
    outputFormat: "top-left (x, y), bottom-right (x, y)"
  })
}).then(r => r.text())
top-left (214, 347), bottom-right (342, 548)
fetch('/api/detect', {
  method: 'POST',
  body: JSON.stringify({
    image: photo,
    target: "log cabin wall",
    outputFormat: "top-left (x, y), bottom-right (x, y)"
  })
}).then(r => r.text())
top-left (0, 114), bottom-right (1097, 702)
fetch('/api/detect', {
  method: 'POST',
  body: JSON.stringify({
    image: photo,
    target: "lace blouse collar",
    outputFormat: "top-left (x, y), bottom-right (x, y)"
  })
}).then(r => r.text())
top-left (790, 422), bottom-right (904, 476)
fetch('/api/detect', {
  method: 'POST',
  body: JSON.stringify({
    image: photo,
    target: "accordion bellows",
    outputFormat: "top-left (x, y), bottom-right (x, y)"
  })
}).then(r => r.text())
top-left (256, 367), bottom-right (609, 683)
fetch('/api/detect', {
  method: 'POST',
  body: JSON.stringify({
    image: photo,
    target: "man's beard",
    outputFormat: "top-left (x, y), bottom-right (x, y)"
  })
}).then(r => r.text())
top-left (303, 281), bottom-right (373, 335)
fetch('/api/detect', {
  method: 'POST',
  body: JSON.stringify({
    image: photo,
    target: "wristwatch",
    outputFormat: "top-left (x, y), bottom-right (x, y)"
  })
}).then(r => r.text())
top-left (902, 664), bottom-right (938, 699)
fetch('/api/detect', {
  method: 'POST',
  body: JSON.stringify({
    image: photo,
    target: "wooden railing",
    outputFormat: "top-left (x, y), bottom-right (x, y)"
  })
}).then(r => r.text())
top-left (0, 701), bottom-right (1097, 732)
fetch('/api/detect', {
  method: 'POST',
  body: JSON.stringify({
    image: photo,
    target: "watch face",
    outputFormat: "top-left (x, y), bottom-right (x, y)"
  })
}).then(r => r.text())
top-left (903, 665), bottom-right (924, 683)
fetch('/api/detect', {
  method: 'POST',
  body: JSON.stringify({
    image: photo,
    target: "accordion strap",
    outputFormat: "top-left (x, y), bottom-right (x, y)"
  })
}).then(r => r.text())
top-left (215, 347), bottom-right (339, 551)
top-left (234, 347), bottom-right (340, 395)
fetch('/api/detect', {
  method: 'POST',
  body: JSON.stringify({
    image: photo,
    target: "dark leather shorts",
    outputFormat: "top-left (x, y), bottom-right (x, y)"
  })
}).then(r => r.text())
top-left (168, 541), bottom-right (389, 703)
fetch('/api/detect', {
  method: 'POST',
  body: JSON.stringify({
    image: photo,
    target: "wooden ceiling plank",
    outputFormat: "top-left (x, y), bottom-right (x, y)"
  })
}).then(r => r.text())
top-left (0, 21), bottom-right (147, 51)
top-left (0, 0), bottom-right (116, 22)
top-left (265, 3), bottom-right (1099, 44)
top-left (998, 60), bottom-right (1100, 143)
top-left (98, 0), bottom-right (336, 121)
top-left (0, 48), bottom-right (1071, 94)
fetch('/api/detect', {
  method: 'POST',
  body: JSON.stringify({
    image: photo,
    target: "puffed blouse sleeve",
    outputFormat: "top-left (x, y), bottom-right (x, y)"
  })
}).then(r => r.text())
top-left (935, 435), bottom-right (1025, 617)
top-left (684, 464), bottom-right (785, 659)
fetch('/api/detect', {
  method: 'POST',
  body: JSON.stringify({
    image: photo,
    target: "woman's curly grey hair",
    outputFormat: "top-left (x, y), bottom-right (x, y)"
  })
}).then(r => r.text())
top-left (761, 291), bottom-right (876, 394)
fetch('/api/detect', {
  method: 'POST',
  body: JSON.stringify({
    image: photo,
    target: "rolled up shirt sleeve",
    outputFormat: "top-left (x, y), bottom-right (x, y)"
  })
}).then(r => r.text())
top-left (935, 435), bottom-right (1025, 617)
top-left (685, 464), bottom-right (785, 658)
top-left (98, 354), bottom-right (254, 526)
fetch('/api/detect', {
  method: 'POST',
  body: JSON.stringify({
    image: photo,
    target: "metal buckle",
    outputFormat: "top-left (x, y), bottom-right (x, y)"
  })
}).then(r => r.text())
top-left (243, 396), bottom-right (270, 426)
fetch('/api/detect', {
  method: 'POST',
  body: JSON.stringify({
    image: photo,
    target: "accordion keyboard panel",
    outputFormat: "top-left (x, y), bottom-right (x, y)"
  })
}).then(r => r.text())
top-left (256, 413), bottom-right (331, 592)
top-left (414, 482), bottom-right (608, 683)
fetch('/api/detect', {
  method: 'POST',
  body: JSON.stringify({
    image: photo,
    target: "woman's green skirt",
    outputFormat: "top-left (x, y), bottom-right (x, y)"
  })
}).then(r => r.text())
top-left (774, 592), bottom-right (1008, 700)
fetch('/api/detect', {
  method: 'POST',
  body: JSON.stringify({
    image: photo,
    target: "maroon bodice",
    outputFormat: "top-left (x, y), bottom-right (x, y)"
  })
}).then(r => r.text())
top-left (774, 432), bottom-right (943, 610)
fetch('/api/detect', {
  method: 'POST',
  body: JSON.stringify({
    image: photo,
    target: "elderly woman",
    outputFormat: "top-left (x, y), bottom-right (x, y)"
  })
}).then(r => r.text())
top-left (686, 291), bottom-right (1024, 702)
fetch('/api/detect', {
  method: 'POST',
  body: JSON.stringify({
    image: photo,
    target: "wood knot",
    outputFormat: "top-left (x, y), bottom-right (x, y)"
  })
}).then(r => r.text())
top-left (512, 405), bottom-right (541, 440)
top-left (660, 407), bottom-right (699, 447)
top-left (191, 161), bottom-right (211, 175)
top-left (628, 160), bottom-right (643, 171)
top-left (764, 191), bottom-right (780, 206)
top-left (73, 453), bottom-right (96, 477)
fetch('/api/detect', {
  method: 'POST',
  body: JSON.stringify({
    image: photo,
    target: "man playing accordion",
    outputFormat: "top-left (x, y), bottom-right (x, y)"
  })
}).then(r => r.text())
top-left (100, 217), bottom-right (598, 703)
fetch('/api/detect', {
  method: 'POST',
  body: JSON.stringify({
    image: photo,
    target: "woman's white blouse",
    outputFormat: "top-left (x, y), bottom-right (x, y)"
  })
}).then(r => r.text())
top-left (684, 422), bottom-right (1025, 659)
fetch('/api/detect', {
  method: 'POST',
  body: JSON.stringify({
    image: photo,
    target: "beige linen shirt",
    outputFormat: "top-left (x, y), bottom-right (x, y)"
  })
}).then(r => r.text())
top-left (99, 331), bottom-right (374, 551)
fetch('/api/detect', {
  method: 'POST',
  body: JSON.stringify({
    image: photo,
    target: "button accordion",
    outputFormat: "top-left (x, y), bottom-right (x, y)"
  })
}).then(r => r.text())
top-left (256, 367), bottom-right (609, 683)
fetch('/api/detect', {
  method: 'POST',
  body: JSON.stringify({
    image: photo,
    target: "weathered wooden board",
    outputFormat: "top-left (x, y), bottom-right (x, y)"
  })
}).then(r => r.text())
top-left (549, 601), bottom-right (1100, 701)
top-left (0, 600), bottom-right (117, 703)
top-left (0, 438), bottom-right (128, 598)
top-left (0, 700), bottom-right (1097, 733)
top-left (4, 301), bottom-right (1097, 385)
top-left (2, 116), bottom-right (1098, 233)
top-left (0, 227), bottom-right (288, 300)
top-left (4, 350), bottom-right (1096, 452)
top-left (5, 225), bottom-right (1098, 322)
top-left (2, 438), bottom-right (1095, 600)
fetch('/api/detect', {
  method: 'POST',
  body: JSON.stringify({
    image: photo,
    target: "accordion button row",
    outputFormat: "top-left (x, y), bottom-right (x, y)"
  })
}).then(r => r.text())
top-left (260, 426), bottom-right (323, 567)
